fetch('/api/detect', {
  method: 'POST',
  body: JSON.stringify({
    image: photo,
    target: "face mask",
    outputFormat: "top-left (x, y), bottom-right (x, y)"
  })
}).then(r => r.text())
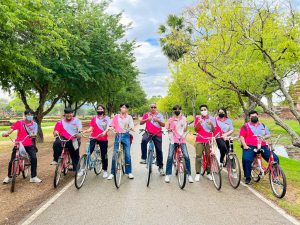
top-left (174, 111), bottom-right (180, 116)
top-left (219, 113), bottom-right (225, 118)
top-left (26, 116), bottom-right (33, 121)
top-left (201, 110), bottom-right (208, 116)
top-left (97, 111), bottom-right (104, 115)
top-left (251, 117), bottom-right (259, 123)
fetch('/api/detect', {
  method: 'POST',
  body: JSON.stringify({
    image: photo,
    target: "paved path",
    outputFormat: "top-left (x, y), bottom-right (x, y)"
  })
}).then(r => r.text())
top-left (20, 125), bottom-right (299, 225)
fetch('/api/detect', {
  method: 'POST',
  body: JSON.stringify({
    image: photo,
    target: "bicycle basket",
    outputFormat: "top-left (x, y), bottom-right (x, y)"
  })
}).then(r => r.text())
top-left (19, 142), bottom-right (28, 160)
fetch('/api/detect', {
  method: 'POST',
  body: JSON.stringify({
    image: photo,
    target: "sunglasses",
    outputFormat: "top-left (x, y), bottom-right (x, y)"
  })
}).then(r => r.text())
top-left (150, 106), bottom-right (157, 109)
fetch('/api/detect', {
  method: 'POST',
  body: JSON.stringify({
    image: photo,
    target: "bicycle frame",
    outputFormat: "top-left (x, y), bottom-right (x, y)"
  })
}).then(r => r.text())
top-left (82, 133), bottom-right (103, 169)
top-left (170, 130), bottom-right (190, 170)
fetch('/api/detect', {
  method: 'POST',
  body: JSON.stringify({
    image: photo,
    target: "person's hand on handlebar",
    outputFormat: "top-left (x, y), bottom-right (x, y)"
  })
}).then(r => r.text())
top-left (2, 133), bottom-right (9, 137)
top-left (53, 131), bottom-right (59, 137)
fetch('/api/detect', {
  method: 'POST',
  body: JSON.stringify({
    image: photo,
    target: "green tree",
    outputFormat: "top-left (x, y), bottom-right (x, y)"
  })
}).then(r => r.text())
top-left (87, 108), bottom-right (96, 116)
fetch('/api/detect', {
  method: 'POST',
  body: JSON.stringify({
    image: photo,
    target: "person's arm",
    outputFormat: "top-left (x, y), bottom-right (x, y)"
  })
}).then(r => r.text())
top-left (223, 120), bottom-right (234, 136)
top-left (263, 126), bottom-right (271, 140)
top-left (240, 136), bottom-right (250, 149)
top-left (153, 116), bottom-right (165, 127)
top-left (208, 120), bottom-right (215, 133)
top-left (140, 115), bottom-right (151, 125)
top-left (194, 118), bottom-right (201, 132)
top-left (2, 129), bottom-right (14, 137)
top-left (83, 126), bottom-right (94, 133)
top-left (129, 116), bottom-right (135, 132)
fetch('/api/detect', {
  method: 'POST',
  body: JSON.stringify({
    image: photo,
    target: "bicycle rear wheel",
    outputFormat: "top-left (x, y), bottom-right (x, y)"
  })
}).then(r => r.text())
top-left (54, 158), bottom-right (63, 188)
top-left (147, 150), bottom-right (153, 187)
top-left (22, 156), bottom-right (30, 179)
top-left (178, 157), bottom-right (187, 189)
top-left (227, 154), bottom-right (241, 189)
top-left (114, 152), bottom-right (122, 188)
top-left (94, 149), bottom-right (102, 175)
top-left (211, 155), bottom-right (222, 190)
top-left (75, 155), bottom-right (88, 189)
top-left (269, 164), bottom-right (286, 198)
top-left (11, 160), bottom-right (18, 192)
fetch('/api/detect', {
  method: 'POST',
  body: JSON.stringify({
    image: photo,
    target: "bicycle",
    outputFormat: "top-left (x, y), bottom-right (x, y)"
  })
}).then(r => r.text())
top-left (53, 134), bottom-right (76, 188)
top-left (222, 136), bottom-right (241, 189)
top-left (139, 129), bottom-right (164, 187)
top-left (169, 130), bottom-right (190, 189)
top-left (111, 129), bottom-right (131, 188)
top-left (251, 134), bottom-right (286, 198)
top-left (5, 135), bottom-right (31, 192)
top-left (75, 133), bottom-right (103, 189)
top-left (193, 133), bottom-right (222, 190)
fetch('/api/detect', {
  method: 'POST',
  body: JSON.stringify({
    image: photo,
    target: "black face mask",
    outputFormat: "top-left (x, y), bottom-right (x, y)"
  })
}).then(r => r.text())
top-left (174, 111), bottom-right (180, 116)
top-left (97, 111), bottom-right (105, 115)
top-left (219, 113), bottom-right (225, 118)
top-left (251, 116), bottom-right (259, 123)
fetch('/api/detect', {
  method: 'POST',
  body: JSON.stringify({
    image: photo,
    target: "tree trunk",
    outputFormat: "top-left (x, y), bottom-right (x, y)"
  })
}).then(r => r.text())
top-left (106, 102), bottom-right (113, 118)
top-left (35, 115), bottom-right (44, 143)
top-left (191, 98), bottom-right (196, 120)
top-left (184, 98), bottom-right (188, 117)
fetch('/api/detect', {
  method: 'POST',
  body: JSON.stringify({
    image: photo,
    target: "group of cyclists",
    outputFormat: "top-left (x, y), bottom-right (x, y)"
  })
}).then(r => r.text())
top-left (2, 102), bottom-right (279, 186)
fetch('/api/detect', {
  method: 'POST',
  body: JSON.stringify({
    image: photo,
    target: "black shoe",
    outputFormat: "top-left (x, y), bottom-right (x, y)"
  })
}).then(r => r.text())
top-left (245, 177), bottom-right (251, 185)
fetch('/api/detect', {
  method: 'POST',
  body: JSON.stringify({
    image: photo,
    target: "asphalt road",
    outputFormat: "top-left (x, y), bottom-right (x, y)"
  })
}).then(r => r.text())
top-left (20, 124), bottom-right (298, 225)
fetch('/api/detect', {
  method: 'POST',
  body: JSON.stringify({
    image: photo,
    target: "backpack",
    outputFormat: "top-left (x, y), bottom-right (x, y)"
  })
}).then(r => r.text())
top-left (242, 123), bottom-right (265, 131)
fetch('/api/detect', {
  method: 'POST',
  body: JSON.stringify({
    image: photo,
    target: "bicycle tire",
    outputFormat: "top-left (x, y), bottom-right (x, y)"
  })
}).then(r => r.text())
top-left (54, 158), bottom-right (63, 188)
top-left (22, 156), bottom-right (30, 179)
top-left (227, 154), bottom-right (241, 189)
top-left (11, 160), bottom-right (18, 192)
top-left (75, 155), bottom-right (88, 189)
top-left (200, 158), bottom-right (205, 176)
top-left (94, 149), bottom-right (102, 175)
top-left (269, 164), bottom-right (286, 199)
top-left (63, 152), bottom-right (70, 176)
top-left (121, 147), bottom-right (125, 175)
top-left (114, 152), bottom-right (122, 188)
top-left (210, 155), bottom-right (222, 190)
top-left (147, 150), bottom-right (153, 187)
top-left (178, 157), bottom-right (187, 189)
top-left (251, 159), bottom-right (261, 182)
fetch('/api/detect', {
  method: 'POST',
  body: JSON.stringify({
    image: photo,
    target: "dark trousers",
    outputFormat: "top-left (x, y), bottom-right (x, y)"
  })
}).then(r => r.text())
top-left (141, 133), bottom-right (163, 168)
top-left (242, 145), bottom-right (279, 178)
top-left (90, 139), bottom-right (108, 171)
top-left (53, 137), bottom-right (80, 169)
top-left (8, 145), bottom-right (37, 178)
top-left (216, 139), bottom-right (231, 163)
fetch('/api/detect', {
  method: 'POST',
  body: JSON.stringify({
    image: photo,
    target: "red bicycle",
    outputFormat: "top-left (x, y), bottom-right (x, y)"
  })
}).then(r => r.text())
top-left (53, 134), bottom-right (76, 188)
top-left (251, 134), bottom-right (286, 198)
top-left (6, 135), bottom-right (31, 192)
top-left (194, 133), bottom-right (222, 190)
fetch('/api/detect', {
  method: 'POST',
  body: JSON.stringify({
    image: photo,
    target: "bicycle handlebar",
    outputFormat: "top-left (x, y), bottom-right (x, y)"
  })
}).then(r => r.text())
top-left (168, 130), bottom-right (190, 140)
top-left (255, 134), bottom-right (282, 148)
top-left (139, 129), bottom-right (164, 136)
top-left (56, 134), bottom-right (77, 142)
top-left (193, 132), bottom-right (221, 140)
top-left (109, 128), bottom-right (132, 134)
top-left (7, 135), bottom-right (30, 144)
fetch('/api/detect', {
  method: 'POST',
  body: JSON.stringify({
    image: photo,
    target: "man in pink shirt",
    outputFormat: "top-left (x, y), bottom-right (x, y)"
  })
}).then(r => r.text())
top-left (140, 102), bottom-right (165, 175)
top-left (2, 109), bottom-right (42, 183)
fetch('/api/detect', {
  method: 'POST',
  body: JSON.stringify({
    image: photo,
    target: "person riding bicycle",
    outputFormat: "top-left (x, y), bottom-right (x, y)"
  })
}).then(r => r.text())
top-left (107, 102), bottom-right (135, 180)
top-left (194, 104), bottom-right (216, 182)
top-left (239, 110), bottom-right (279, 185)
top-left (140, 102), bottom-right (165, 175)
top-left (214, 107), bottom-right (234, 168)
top-left (165, 105), bottom-right (193, 183)
top-left (2, 109), bottom-right (42, 183)
top-left (82, 104), bottom-right (111, 178)
top-left (51, 108), bottom-right (82, 171)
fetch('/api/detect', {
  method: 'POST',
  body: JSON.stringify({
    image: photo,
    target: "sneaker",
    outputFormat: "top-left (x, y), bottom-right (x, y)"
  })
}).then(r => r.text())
top-left (165, 175), bottom-right (170, 183)
top-left (103, 171), bottom-right (108, 178)
top-left (3, 177), bottom-right (11, 184)
top-left (29, 177), bottom-right (42, 183)
top-left (140, 159), bottom-right (146, 164)
top-left (77, 170), bottom-right (84, 177)
top-left (158, 167), bottom-right (165, 176)
top-left (107, 174), bottom-right (114, 180)
top-left (232, 172), bottom-right (238, 179)
top-left (128, 173), bottom-right (134, 179)
top-left (245, 177), bottom-right (251, 185)
top-left (206, 173), bottom-right (213, 181)
top-left (195, 174), bottom-right (201, 182)
top-left (50, 160), bottom-right (58, 165)
top-left (188, 176), bottom-right (194, 183)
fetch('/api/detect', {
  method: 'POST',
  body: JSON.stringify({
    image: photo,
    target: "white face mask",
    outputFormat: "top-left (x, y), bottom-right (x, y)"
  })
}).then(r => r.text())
top-left (201, 110), bottom-right (208, 116)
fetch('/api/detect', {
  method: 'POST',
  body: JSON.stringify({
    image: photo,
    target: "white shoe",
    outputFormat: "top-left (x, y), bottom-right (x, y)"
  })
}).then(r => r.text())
top-left (30, 177), bottom-right (42, 183)
top-left (158, 168), bottom-right (165, 176)
top-left (103, 171), bottom-right (108, 178)
top-left (195, 174), bottom-right (201, 182)
top-left (140, 159), bottom-right (146, 164)
top-left (50, 160), bottom-right (58, 165)
top-left (3, 177), bottom-right (11, 184)
top-left (107, 174), bottom-right (114, 180)
top-left (188, 176), bottom-right (194, 183)
top-left (165, 175), bottom-right (170, 183)
top-left (128, 173), bottom-right (134, 179)
top-left (232, 172), bottom-right (238, 179)
top-left (206, 173), bottom-right (213, 181)
top-left (77, 170), bottom-right (84, 177)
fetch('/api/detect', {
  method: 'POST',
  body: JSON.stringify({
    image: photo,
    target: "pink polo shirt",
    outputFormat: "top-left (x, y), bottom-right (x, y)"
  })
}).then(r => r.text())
top-left (239, 122), bottom-right (270, 146)
top-left (142, 112), bottom-right (164, 137)
top-left (111, 114), bottom-right (134, 133)
top-left (89, 115), bottom-right (111, 141)
top-left (54, 117), bottom-right (82, 140)
top-left (11, 120), bottom-right (37, 146)
top-left (194, 115), bottom-right (216, 143)
top-left (166, 116), bottom-right (187, 144)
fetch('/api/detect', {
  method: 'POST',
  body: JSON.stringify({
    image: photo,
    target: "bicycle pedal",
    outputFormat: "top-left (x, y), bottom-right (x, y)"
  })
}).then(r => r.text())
top-left (125, 164), bottom-right (130, 167)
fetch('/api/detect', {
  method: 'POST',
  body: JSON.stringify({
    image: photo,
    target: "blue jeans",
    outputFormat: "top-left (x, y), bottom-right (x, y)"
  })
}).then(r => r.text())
top-left (166, 143), bottom-right (191, 175)
top-left (111, 133), bottom-right (132, 174)
top-left (242, 145), bottom-right (279, 178)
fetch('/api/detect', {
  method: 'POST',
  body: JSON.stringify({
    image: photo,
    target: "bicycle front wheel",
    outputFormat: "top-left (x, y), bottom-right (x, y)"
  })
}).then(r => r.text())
top-left (200, 158), bottom-right (205, 176)
top-left (11, 160), bottom-right (18, 192)
top-left (114, 152), bottom-right (122, 188)
top-left (227, 154), bottom-right (241, 189)
top-left (75, 155), bottom-right (88, 189)
top-left (147, 150), bottom-right (153, 187)
top-left (211, 155), bottom-right (222, 190)
top-left (22, 157), bottom-right (30, 179)
top-left (54, 158), bottom-right (63, 188)
top-left (269, 164), bottom-right (286, 199)
top-left (63, 153), bottom-right (71, 176)
top-left (94, 149), bottom-right (102, 175)
top-left (178, 157), bottom-right (187, 189)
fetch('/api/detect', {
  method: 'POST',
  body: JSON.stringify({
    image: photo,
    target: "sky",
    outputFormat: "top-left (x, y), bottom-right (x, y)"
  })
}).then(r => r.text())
top-left (105, 0), bottom-right (196, 98)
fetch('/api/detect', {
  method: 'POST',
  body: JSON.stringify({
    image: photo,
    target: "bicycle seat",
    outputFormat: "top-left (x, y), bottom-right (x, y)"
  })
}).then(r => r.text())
top-left (253, 148), bottom-right (264, 154)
